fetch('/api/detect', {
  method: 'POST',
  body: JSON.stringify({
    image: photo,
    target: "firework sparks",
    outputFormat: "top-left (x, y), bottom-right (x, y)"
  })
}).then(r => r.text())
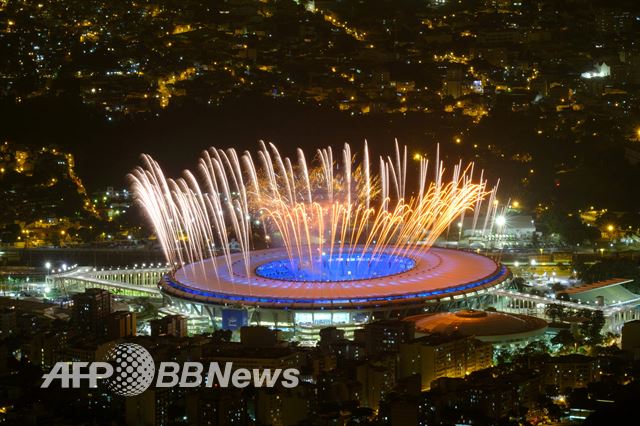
top-left (130, 141), bottom-right (496, 282)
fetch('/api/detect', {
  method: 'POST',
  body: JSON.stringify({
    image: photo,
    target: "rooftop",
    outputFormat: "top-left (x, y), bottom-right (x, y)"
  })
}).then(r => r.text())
top-left (564, 278), bottom-right (634, 295)
top-left (406, 310), bottom-right (548, 338)
top-left (165, 247), bottom-right (509, 309)
top-left (565, 280), bottom-right (640, 306)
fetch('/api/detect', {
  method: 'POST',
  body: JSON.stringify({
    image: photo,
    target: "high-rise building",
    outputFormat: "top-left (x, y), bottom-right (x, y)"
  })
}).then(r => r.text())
top-left (358, 319), bottom-right (415, 357)
top-left (595, 9), bottom-right (632, 34)
top-left (443, 65), bottom-right (465, 98)
top-left (185, 388), bottom-right (247, 426)
top-left (63, 340), bottom-right (115, 363)
top-left (0, 307), bottom-right (17, 337)
top-left (107, 311), bottom-right (137, 339)
top-left (622, 320), bottom-right (640, 352)
top-left (319, 326), bottom-right (345, 351)
top-left (256, 387), bottom-right (310, 426)
top-left (72, 288), bottom-right (112, 336)
top-left (399, 334), bottom-right (493, 390)
top-left (429, 369), bottom-right (545, 420)
top-left (357, 359), bottom-right (396, 410)
top-left (150, 314), bottom-right (187, 337)
top-left (319, 326), bottom-right (365, 363)
top-left (125, 387), bottom-right (171, 426)
top-left (30, 330), bottom-right (68, 369)
top-left (544, 354), bottom-right (600, 390)
top-left (240, 325), bottom-right (279, 347)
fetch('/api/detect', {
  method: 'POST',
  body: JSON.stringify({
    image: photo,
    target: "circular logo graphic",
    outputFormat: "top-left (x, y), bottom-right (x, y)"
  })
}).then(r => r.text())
top-left (104, 343), bottom-right (155, 396)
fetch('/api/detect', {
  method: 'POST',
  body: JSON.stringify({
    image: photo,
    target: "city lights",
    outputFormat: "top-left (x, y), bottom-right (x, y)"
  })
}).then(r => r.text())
top-left (1, 1), bottom-right (639, 423)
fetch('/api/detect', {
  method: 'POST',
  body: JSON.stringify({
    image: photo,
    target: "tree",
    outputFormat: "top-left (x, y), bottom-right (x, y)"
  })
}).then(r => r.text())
top-left (538, 209), bottom-right (600, 245)
top-left (77, 226), bottom-right (97, 243)
top-left (545, 304), bottom-right (565, 323)
top-left (0, 223), bottom-right (21, 244)
top-left (533, 395), bottom-right (563, 421)
top-left (511, 277), bottom-right (528, 292)
top-left (551, 329), bottom-right (575, 350)
top-left (531, 232), bottom-right (540, 248)
top-left (580, 310), bottom-right (605, 345)
top-left (522, 340), bottom-right (549, 356)
top-left (496, 349), bottom-right (512, 365)
top-left (529, 288), bottom-right (545, 297)
top-left (602, 331), bottom-right (619, 347)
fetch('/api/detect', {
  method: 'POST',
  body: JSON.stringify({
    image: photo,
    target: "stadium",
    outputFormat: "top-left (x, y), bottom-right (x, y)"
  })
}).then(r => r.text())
top-left (132, 142), bottom-right (511, 338)
top-left (159, 247), bottom-right (510, 337)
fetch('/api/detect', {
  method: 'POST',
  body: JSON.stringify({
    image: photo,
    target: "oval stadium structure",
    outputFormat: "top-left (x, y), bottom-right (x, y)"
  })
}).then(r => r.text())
top-left (160, 247), bottom-right (511, 339)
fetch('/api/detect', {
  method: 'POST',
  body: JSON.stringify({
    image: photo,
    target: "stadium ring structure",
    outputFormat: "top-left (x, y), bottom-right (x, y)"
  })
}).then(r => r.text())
top-left (159, 246), bottom-right (511, 340)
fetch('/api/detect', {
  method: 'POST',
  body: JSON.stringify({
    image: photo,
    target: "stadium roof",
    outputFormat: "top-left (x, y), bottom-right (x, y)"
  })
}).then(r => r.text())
top-left (568, 281), bottom-right (640, 306)
top-left (164, 247), bottom-right (510, 309)
top-left (564, 278), bottom-right (633, 295)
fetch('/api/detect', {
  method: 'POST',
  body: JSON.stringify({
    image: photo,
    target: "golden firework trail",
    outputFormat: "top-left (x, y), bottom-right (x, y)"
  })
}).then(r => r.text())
top-left (129, 141), bottom-right (497, 279)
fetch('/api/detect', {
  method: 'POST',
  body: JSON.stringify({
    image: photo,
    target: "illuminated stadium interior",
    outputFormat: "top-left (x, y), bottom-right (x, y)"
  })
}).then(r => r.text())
top-left (254, 251), bottom-right (416, 282)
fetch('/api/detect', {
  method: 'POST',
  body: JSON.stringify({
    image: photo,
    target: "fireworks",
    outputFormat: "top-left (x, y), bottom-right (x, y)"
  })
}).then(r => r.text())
top-left (130, 141), bottom-right (498, 281)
